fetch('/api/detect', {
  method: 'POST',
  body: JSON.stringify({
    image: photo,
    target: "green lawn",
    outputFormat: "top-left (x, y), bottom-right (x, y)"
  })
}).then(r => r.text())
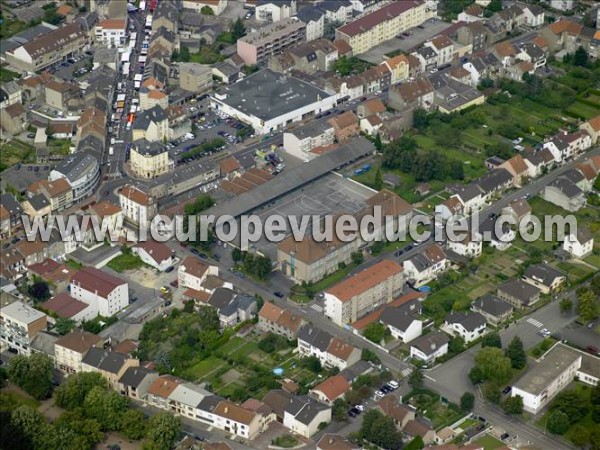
top-left (474, 434), bottom-right (505, 450)
top-left (182, 356), bottom-right (227, 381)
top-left (0, 140), bottom-right (36, 171)
top-left (106, 253), bottom-right (146, 272)
top-left (0, 390), bottom-right (41, 412)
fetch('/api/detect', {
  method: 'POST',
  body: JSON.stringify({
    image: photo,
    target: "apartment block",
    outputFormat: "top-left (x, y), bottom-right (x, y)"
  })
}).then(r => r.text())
top-left (324, 260), bottom-right (404, 325)
top-left (237, 18), bottom-right (306, 65)
top-left (54, 330), bottom-right (103, 374)
top-left (335, 1), bottom-right (433, 55)
top-left (70, 267), bottom-right (129, 317)
top-left (0, 301), bottom-right (47, 355)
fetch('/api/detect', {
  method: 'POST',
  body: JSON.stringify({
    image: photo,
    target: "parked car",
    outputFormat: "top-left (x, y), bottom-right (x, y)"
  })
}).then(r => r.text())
top-left (502, 386), bottom-right (511, 395)
top-left (274, 291), bottom-right (284, 298)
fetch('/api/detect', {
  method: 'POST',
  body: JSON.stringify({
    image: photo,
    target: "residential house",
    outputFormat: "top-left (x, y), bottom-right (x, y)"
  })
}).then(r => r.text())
top-left (178, 62), bottom-right (213, 93)
top-left (257, 302), bottom-right (304, 339)
top-left (387, 77), bottom-right (434, 111)
top-left (0, 103), bottom-right (28, 134)
top-left (283, 395), bottom-right (332, 438)
top-left (256, 0), bottom-right (297, 22)
top-left (0, 81), bottom-right (22, 109)
top-left (380, 54), bottom-right (410, 84)
top-left (457, 21), bottom-right (488, 53)
top-left (444, 311), bottom-right (487, 343)
top-left (269, 39), bottom-right (338, 74)
top-left (310, 375), bottom-right (351, 404)
top-left (409, 331), bottom-right (450, 364)
top-left (412, 45), bottom-right (439, 72)
top-left (297, 326), bottom-right (360, 370)
top-left (296, 7), bottom-right (325, 41)
top-left (497, 279), bottom-right (541, 308)
top-left (28, 178), bottom-right (73, 212)
top-left (317, 434), bottom-right (360, 450)
top-left (500, 154), bottom-right (529, 187)
top-left (21, 194), bottom-right (51, 221)
top-left (454, 185), bottom-right (485, 215)
top-left (471, 294), bottom-right (513, 325)
top-left (118, 366), bottom-right (159, 399)
top-left (132, 240), bottom-right (175, 271)
top-left (119, 184), bottom-right (158, 227)
top-left (147, 375), bottom-right (184, 410)
top-left (95, 18), bottom-right (127, 48)
top-left (236, 18), bottom-right (306, 65)
top-left (324, 259), bottom-right (404, 325)
top-left (132, 105), bottom-right (169, 142)
top-left (479, 216), bottom-right (516, 251)
top-left (182, 0), bottom-right (228, 15)
top-left (425, 35), bottom-right (454, 66)
top-left (579, 115), bottom-right (600, 144)
top-left (540, 19), bottom-right (583, 53)
top-left (477, 168), bottom-right (513, 201)
top-left (70, 267), bottom-right (129, 317)
top-left (317, 0), bottom-right (353, 23)
top-left (54, 330), bottom-right (103, 374)
top-left (520, 4), bottom-right (545, 28)
top-left (376, 395), bottom-right (415, 430)
top-left (502, 198), bottom-right (531, 224)
top-left (379, 299), bottom-right (423, 343)
top-left (213, 400), bottom-right (266, 440)
top-left (217, 294), bottom-right (257, 328)
top-left (435, 196), bottom-right (464, 222)
top-left (447, 231), bottom-right (483, 258)
top-left (178, 256), bottom-right (218, 291)
top-left (563, 227), bottom-right (594, 259)
top-left (403, 419), bottom-right (435, 445)
top-left (458, 3), bottom-right (484, 22)
top-left (28, 259), bottom-right (75, 293)
top-left (327, 111), bottom-right (359, 142)
top-left (403, 244), bottom-right (448, 287)
top-left (283, 121), bottom-right (335, 160)
top-left (41, 293), bottom-right (96, 324)
top-left (522, 264), bottom-right (566, 294)
top-left (541, 178), bottom-right (586, 212)
top-left (0, 301), bottom-right (47, 355)
top-left (81, 348), bottom-right (139, 389)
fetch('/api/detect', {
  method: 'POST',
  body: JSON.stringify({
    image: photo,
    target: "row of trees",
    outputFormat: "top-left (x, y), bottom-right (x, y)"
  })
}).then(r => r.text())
top-left (231, 249), bottom-right (272, 281)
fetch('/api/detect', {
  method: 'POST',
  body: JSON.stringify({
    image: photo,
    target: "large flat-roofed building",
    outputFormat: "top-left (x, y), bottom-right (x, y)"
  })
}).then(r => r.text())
top-left (335, 1), bottom-right (433, 55)
top-left (511, 344), bottom-right (581, 414)
top-left (236, 18), bottom-right (306, 65)
top-left (0, 301), bottom-right (47, 355)
top-left (210, 69), bottom-right (335, 135)
top-left (324, 260), bottom-right (404, 325)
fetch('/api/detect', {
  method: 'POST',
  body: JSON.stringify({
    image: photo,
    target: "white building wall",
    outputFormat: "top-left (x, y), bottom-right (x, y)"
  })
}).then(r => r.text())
top-left (70, 282), bottom-right (129, 317)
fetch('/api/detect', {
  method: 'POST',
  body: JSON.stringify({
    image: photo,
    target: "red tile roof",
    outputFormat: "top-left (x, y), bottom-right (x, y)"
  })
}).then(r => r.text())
top-left (41, 293), bottom-right (89, 319)
top-left (312, 375), bottom-right (351, 402)
top-left (134, 240), bottom-right (172, 264)
top-left (326, 260), bottom-right (403, 303)
top-left (71, 267), bottom-right (126, 298)
top-left (337, 1), bottom-right (423, 38)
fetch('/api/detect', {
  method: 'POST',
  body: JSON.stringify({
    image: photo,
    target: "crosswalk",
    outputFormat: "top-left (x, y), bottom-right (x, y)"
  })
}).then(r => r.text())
top-left (527, 318), bottom-right (543, 328)
top-left (311, 304), bottom-right (323, 313)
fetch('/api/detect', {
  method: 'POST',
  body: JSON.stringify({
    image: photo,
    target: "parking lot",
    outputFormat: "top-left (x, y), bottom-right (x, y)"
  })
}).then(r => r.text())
top-left (244, 173), bottom-right (375, 259)
top-left (360, 19), bottom-right (452, 64)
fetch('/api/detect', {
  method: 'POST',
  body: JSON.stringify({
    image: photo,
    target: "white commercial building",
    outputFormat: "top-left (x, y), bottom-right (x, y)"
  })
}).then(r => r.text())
top-left (210, 69), bottom-right (335, 135)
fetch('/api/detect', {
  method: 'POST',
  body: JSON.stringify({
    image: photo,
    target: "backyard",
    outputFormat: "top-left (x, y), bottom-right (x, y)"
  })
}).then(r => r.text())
top-left (404, 388), bottom-right (465, 430)
top-left (0, 140), bottom-right (36, 172)
top-left (106, 252), bottom-right (147, 272)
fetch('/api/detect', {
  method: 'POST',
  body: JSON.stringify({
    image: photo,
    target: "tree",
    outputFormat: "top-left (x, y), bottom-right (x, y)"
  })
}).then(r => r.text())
top-left (351, 251), bottom-right (364, 266)
top-left (361, 348), bottom-right (380, 364)
top-left (231, 247), bottom-right (242, 262)
top-left (231, 17), bottom-right (246, 40)
top-left (474, 347), bottom-right (513, 384)
top-left (28, 280), bottom-right (50, 302)
top-left (363, 323), bottom-right (386, 344)
top-left (574, 46), bottom-right (589, 67)
top-left (146, 413), bottom-right (181, 450)
top-left (120, 409), bottom-right (147, 440)
top-left (408, 368), bottom-right (424, 390)
top-left (200, 5), bottom-right (214, 15)
top-left (448, 336), bottom-right (465, 354)
top-left (481, 331), bottom-right (502, 349)
top-left (412, 108), bottom-right (429, 131)
top-left (54, 317), bottom-right (76, 335)
top-left (374, 133), bottom-right (383, 152)
top-left (502, 395), bottom-right (523, 415)
top-left (83, 386), bottom-right (129, 431)
top-left (551, 389), bottom-right (589, 424)
top-left (301, 356), bottom-right (322, 373)
top-left (547, 410), bottom-right (570, 435)
top-left (333, 398), bottom-right (348, 422)
top-left (55, 372), bottom-right (107, 410)
top-left (183, 299), bottom-right (195, 313)
top-left (578, 289), bottom-right (599, 321)
top-left (482, 382), bottom-right (501, 404)
top-left (469, 365), bottom-right (485, 385)
top-left (359, 409), bottom-right (403, 449)
top-left (405, 435), bottom-right (424, 450)
top-left (506, 336), bottom-right (526, 370)
top-left (460, 392), bottom-right (475, 412)
top-left (10, 406), bottom-right (48, 449)
top-left (560, 297), bottom-right (573, 314)
top-left (570, 424), bottom-right (590, 448)
top-left (7, 353), bottom-right (54, 400)
top-left (373, 168), bottom-right (383, 190)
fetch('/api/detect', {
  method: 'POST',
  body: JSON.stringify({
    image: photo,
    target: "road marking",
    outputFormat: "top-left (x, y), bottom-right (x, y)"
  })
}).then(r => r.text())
top-left (526, 318), bottom-right (543, 328)
top-left (401, 368), bottom-right (412, 378)
top-left (424, 374), bottom-right (436, 382)
top-left (310, 304), bottom-right (323, 312)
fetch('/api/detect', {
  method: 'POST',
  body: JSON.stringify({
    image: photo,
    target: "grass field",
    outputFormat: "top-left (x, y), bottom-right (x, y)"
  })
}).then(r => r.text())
top-left (0, 139), bottom-right (36, 171)
top-left (106, 253), bottom-right (147, 272)
top-left (182, 356), bottom-right (227, 380)
top-left (474, 434), bottom-right (505, 450)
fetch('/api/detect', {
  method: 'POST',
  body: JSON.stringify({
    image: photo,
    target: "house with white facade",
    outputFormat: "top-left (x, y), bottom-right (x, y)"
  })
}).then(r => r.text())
top-left (410, 331), bottom-right (450, 364)
top-left (379, 299), bottom-right (423, 343)
top-left (256, 0), bottom-right (297, 22)
top-left (403, 244), bottom-right (448, 288)
top-left (283, 395), bottom-right (332, 438)
top-left (522, 264), bottom-right (566, 294)
top-left (95, 19), bottom-right (127, 48)
top-left (178, 256), bottom-right (218, 291)
top-left (69, 267), bottom-right (129, 317)
top-left (455, 185), bottom-right (486, 215)
top-left (563, 227), bottom-right (594, 259)
top-left (471, 294), bottom-right (513, 325)
top-left (443, 311), bottom-right (487, 343)
top-left (424, 35), bottom-right (454, 66)
top-left (297, 326), bottom-right (360, 370)
top-left (132, 240), bottom-right (175, 271)
top-left (119, 184), bottom-right (157, 227)
top-left (54, 330), bottom-right (102, 374)
top-left (447, 231), bottom-right (482, 258)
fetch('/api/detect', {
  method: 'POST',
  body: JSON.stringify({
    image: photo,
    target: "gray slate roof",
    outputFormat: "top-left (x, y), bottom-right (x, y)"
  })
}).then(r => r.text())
top-left (523, 264), bottom-right (565, 287)
top-left (472, 294), bottom-right (512, 318)
top-left (410, 331), bottom-right (450, 356)
top-left (118, 366), bottom-right (156, 388)
top-left (298, 326), bottom-right (332, 352)
top-left (445, 311), bottom-right (486, 332)
top-left (82, 348), bottom-right (129, 374)
top-left (497, 279), bottom-right (540, 305)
